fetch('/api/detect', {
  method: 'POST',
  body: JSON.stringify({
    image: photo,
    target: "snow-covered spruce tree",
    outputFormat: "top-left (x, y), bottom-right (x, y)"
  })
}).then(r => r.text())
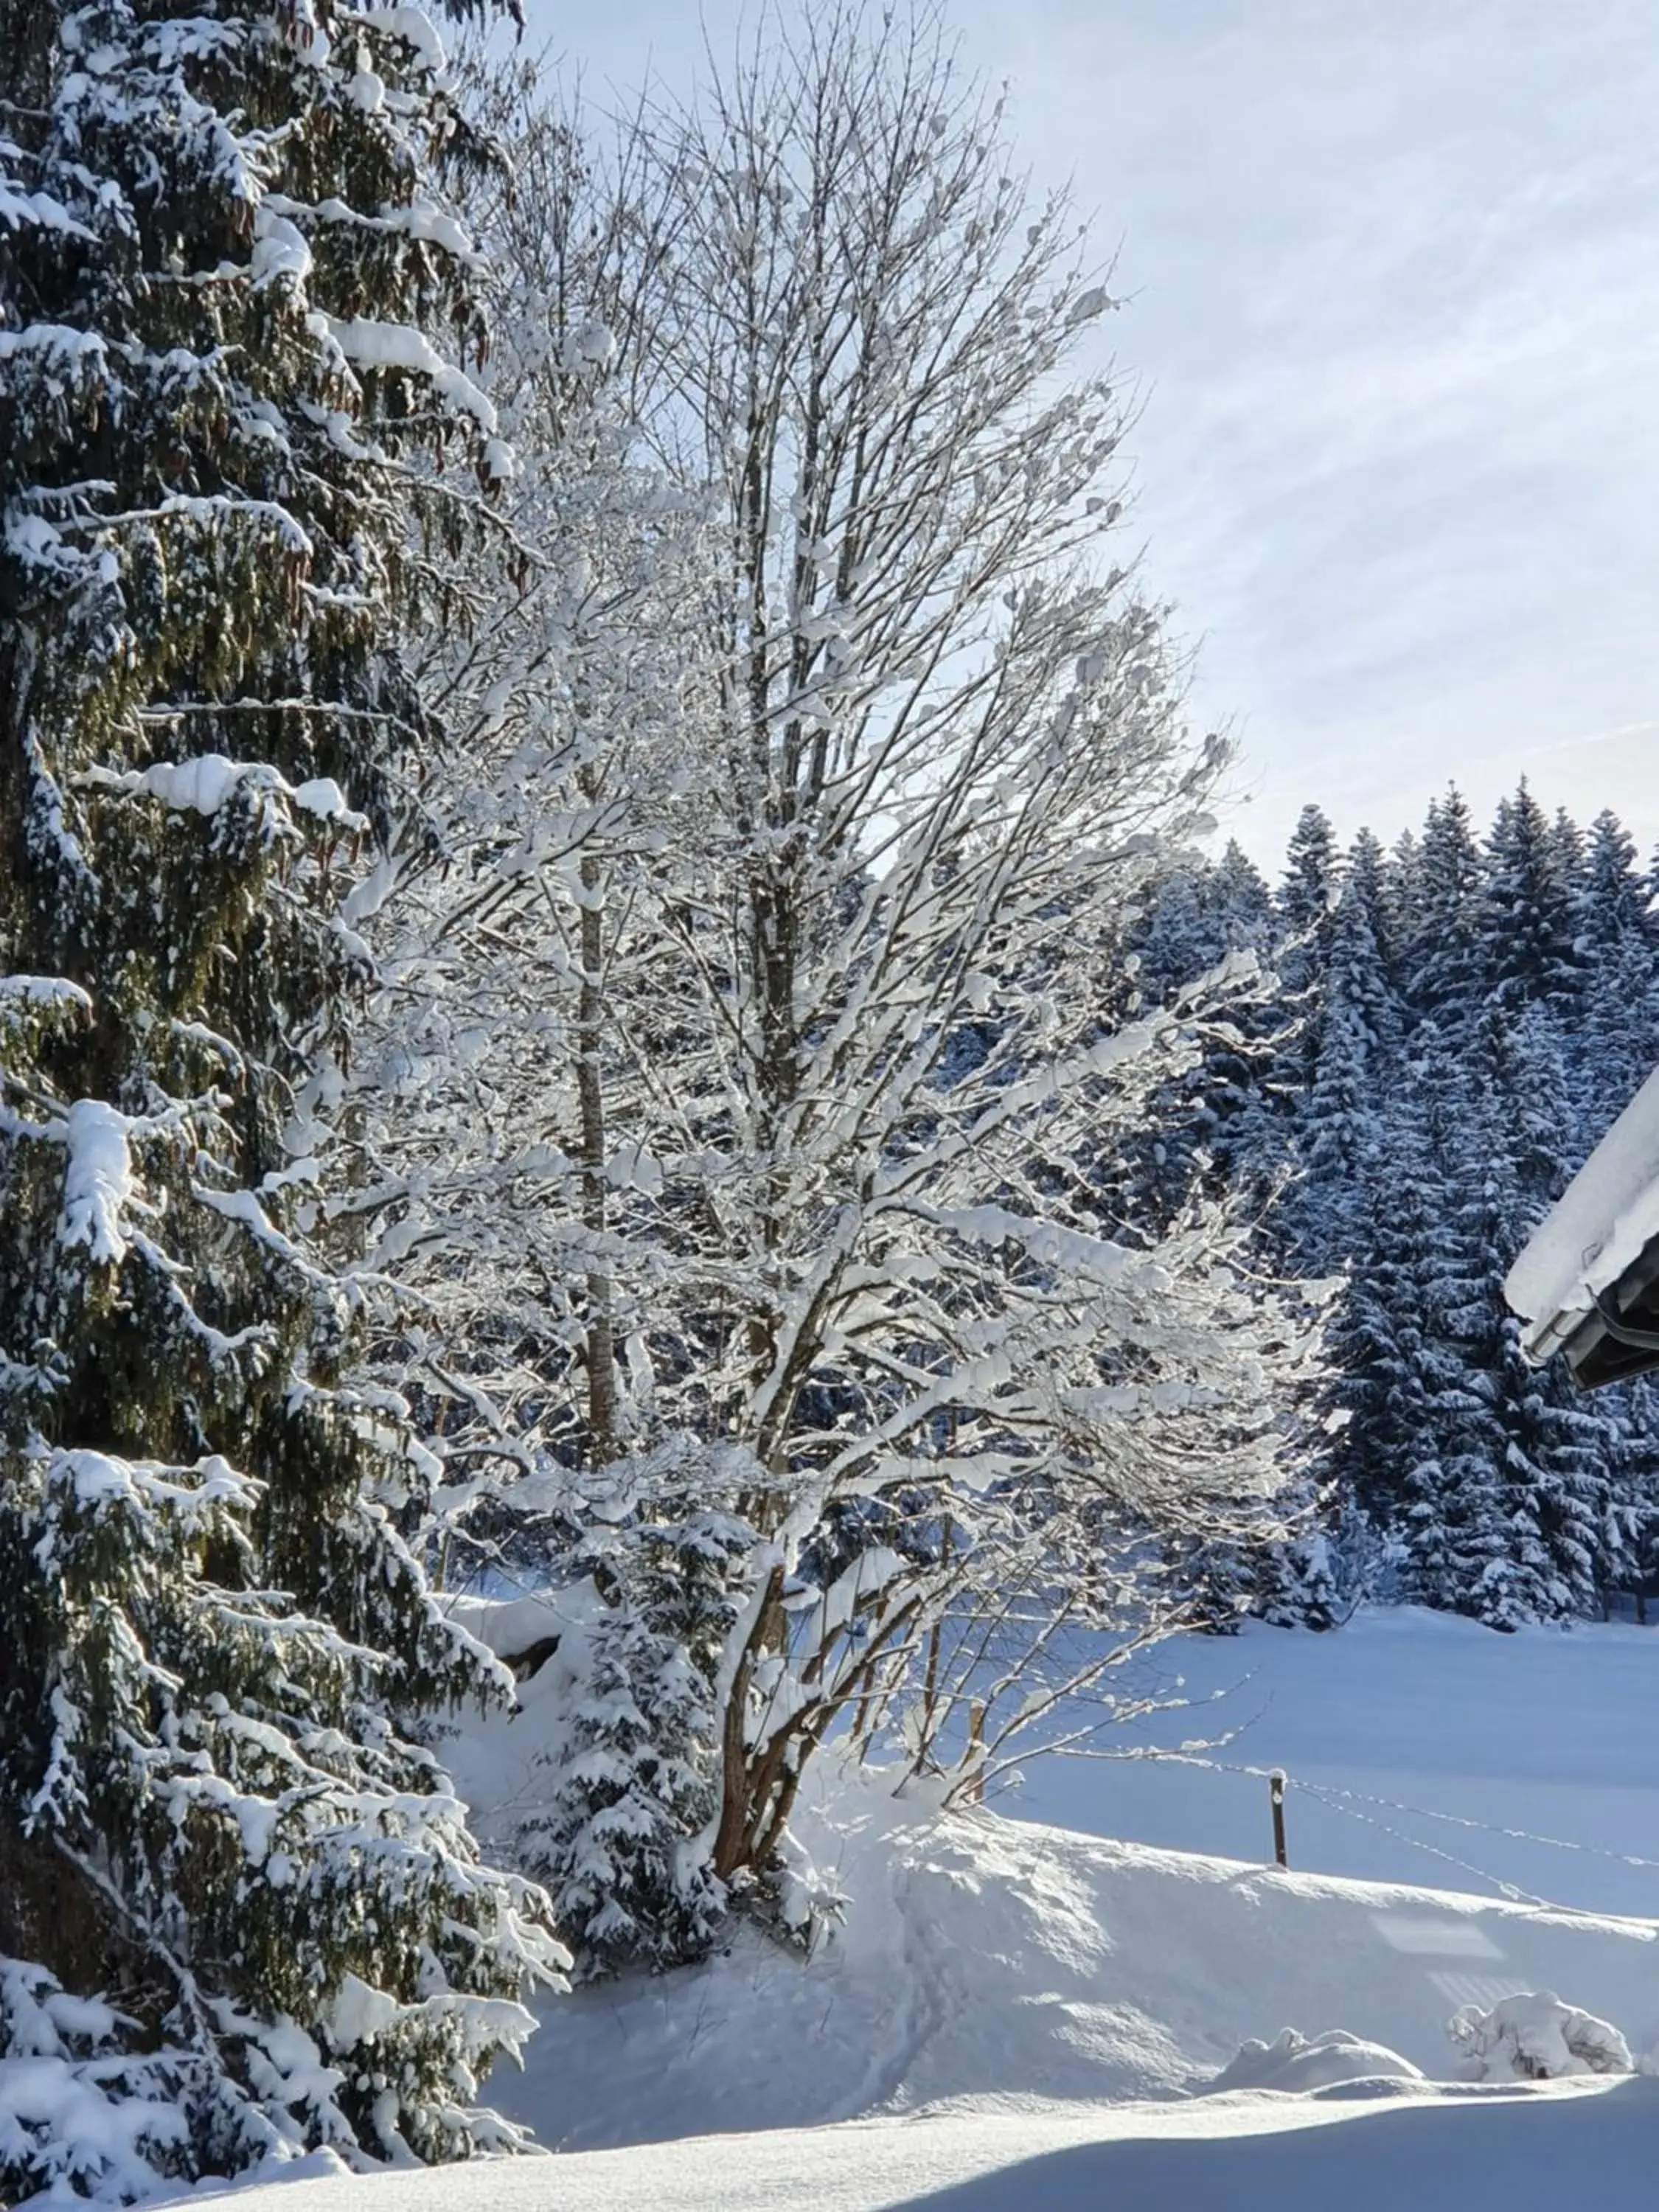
top-left (0, 0), bottom-right (566, 2188)
top-left (1482, 1001), bottom-right (1611, 1619)
top-left (1476, 782), bottom-right (1583, 1020)
top-left (1399, 787), bottom-right (1485, 1027)
top-left (1248, 827), bottom-right (1402, 1622)
top-left (1275, 804), bottom-right (1343, 1002)
top-left (1324, 1074), bottom-right (1444, 1566)
top-left (1119, 841), bottom-right (1281, 1231)
top-left (1573, 810), bottom-right (1659, 1138)
top-left (509, 1442), bottom-right (759, 1978)
top-left (413, 4), bottom-right (1327, 1924)
top-left (1283, 827), bottom-right (1399, 1273)
top-left (1370, 996), bottom-right (1594, 1624)
top-left (1225, 801), bottom-right (1340, 1239)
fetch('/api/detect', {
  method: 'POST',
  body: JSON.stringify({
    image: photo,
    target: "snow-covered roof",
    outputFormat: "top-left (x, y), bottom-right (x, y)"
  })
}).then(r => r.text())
top-left (1505, 1059), bottom-right (1659, 1387)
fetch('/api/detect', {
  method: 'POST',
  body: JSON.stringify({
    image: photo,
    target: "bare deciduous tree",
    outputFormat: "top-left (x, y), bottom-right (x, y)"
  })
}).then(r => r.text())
top-left (358, 3), bottom-right (1323, 1954)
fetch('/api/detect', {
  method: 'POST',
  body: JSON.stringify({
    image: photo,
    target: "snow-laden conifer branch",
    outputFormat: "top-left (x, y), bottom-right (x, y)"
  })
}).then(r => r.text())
top-left (0, 0), bottom-right (559, 2183)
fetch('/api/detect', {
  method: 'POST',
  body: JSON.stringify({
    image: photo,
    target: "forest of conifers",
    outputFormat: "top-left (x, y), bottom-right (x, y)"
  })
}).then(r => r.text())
top-left (1134, 787), bottom-right (1659, 1630)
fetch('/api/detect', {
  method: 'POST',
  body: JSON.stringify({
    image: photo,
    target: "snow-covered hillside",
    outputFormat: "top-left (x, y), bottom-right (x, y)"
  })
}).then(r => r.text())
top-left (173, 1607), bottom-right (1659, 2208)
top-left (1007, 1606), bottom-right (1659, 1919)
top-left (482, 1769), bottom-right (1658, 2149)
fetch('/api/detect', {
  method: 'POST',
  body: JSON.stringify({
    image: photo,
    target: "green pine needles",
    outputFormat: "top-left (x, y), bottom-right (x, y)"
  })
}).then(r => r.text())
top-left (0, 0), bottom-right (563, 2193)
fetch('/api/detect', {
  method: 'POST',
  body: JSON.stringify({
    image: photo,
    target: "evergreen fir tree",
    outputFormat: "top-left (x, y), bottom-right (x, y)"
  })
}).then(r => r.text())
top-left (1127, 846), bottom-right (1281, 1226)
top-left (1251, 1484), bottom-right (1346, 1631)
top-left (1382, 824), bottom-right (1422, 982)
top-left (1273, 803), bottom-right (1343, 1055)
top-left (1478, 783), bottom-right (1583, 1018)
top-left (1490, 1004), bottom-right (1606, 1618)
top-left (1405, 1001), bottom-right (1604, 1627)
top-left (1134, 860), bottom-right (1221, 1003)
top-left (1402, 787), bottom-right (1484, 1026)
top-left (1286, 828), bottom-right (1399, 1271)
top-left (0, 0), bottom-right (563, 2185)
top-left (518, 1450), bottom-right (756, 1978)
top-left (1235, 804), bottom-right (1343, 1237)
top-left (1343, 827), bottom-right (1397, 970)
top-left (1545, 805), bottom-right (1588, 914)
top-left (1198, 841), bottom-right (1284, 1189)
top-left (1211, 838), bottom-right (1276, 946)
top-left (1330, 1057), bottom-right (1446, 1539)
top-left (1277, 804), bottom-right (1344, 947)
top-left (1410, 1048), bottom-right (1531, 1625)
top-left (1573, 810), bottom-right (1659, 1136)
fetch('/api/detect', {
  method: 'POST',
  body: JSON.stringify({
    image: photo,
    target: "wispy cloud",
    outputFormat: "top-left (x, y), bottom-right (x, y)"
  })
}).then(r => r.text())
top-left (527, 0), bottom-right (1659, 866)
top-left (951, 0), bottom-right (1659, 862)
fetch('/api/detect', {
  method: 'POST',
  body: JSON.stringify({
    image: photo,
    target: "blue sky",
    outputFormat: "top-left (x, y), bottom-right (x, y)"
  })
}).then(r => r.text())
top-left (520, 0), bottom-right (1659, 871)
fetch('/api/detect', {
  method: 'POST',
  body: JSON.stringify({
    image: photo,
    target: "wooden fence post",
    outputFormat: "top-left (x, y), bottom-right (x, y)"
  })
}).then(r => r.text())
top-left (1270, 1768), bottom-right (1288, 1869)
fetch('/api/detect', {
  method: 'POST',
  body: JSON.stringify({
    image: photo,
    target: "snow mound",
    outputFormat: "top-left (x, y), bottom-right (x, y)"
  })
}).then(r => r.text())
top-left (1205, 2026), bottom-right (1425, 2096)
top-left (1449, 1990), bottom-right (1633, 2081)
top-left (458, 1756), bottom-right (1659, 2152)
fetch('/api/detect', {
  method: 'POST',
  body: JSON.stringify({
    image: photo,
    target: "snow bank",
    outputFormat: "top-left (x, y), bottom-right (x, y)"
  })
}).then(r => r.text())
top-left (414, 1748), bottom-right (1659, 2154)
top-left (185, 1609), bottom-right (1659, 2211)
top-left (191, 2074), bottom-right (1659, 2212)
top-left (400, 1603), bottom-right (1659, 2163)
top-left (1204, 2027), bottom-right (1424, 2096)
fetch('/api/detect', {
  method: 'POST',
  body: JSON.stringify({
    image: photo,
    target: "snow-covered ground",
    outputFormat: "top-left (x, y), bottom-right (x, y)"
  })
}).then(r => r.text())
top-left (200, 1607), bottom-right (1659, 2211)
top-left (480, 1769), bottom-right (1658, 2149)
top-left (206, 2079), bottom-right (1659, 2212)
top-left (1006, 1605), bottom-right (1659, 1919)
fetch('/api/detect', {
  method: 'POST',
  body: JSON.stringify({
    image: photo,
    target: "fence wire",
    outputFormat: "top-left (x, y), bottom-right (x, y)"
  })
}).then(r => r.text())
top-left (1121, 1747), bottom-right (1659, 1917)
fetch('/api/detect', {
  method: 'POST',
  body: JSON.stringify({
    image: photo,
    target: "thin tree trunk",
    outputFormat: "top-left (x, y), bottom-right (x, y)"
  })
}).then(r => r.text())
top-left (577, 836), bottom-right (620, 1464)
top-left (712, 1563), bottom-right (786, 1879)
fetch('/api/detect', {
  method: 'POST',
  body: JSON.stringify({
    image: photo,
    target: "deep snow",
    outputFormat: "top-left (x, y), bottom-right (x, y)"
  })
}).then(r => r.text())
top-left (479, 1767), bottom-right (1659, 2152)
top-left (1004, 1604), bottom-right (1659, 1919)
top-left (195, 2079), bottom-right (1659, 2212)
top-left (184, 1606), bottom-right (1659, 2210)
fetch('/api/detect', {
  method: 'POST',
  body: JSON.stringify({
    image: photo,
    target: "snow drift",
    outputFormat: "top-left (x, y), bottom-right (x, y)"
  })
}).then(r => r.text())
top-left (464, 1756), bottom-right (1659, 2152)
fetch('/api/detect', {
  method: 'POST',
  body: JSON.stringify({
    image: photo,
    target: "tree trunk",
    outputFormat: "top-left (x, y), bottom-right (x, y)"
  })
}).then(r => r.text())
top-left (712, 1564), bottom-right (785, 1879)
top-left (577, 839), bottom-right (621, 1464)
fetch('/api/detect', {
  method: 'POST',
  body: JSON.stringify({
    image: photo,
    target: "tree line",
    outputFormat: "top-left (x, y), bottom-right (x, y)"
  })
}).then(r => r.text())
top-left (1131, 790), bottom-right (1659, 1631)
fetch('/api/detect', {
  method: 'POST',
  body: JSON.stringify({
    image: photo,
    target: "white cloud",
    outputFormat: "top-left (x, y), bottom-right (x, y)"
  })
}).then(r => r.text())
top-left (524, 0), bottom-right (1659, 866)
